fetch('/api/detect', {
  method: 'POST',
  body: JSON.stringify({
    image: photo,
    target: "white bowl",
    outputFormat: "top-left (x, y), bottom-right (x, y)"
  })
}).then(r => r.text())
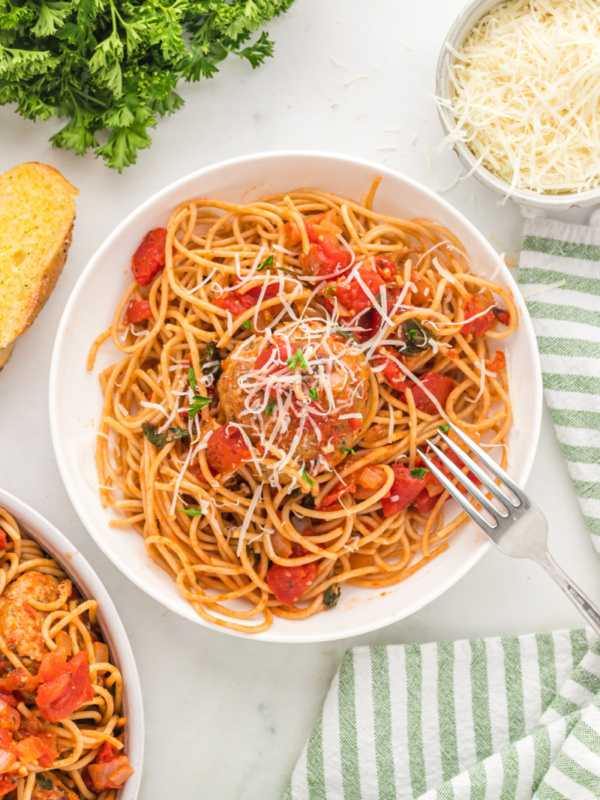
top-left (49, 150), bottom-right (542, 643)
top-left (435, 0), bottom-right (600, 211)
top-left (0, 488), bottom-right (144, 797)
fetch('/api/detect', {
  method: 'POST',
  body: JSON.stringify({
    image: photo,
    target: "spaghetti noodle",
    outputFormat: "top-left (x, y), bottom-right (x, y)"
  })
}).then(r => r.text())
top-left (90, 180), bottom-right (517, 634)
top-left (0, 506), bottom-right (133, 799)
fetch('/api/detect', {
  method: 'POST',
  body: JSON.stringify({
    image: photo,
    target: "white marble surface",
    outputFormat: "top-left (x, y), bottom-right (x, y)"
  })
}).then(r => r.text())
top-left (1, 1), bottom-right (599, 797)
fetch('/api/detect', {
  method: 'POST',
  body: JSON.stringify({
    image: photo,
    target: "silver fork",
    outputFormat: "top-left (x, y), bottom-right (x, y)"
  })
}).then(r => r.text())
top-left (418, 422), bottom-right (600, 634)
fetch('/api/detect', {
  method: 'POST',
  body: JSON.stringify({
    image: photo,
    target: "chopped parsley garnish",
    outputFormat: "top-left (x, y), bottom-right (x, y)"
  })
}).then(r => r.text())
top-left (256, 254), bottom-right (274, 272)
top-left (341, 447), bottom-right (355, 455)
top-left (264, 401), bottom-right (276, 415)
top-left (300, 466), bottom-right (315, 487)
top-left (308, 387), bottom-right (319, 401)
top-left (334, 328), bottom-right (357, 341)
top-left (188, 367), bottom-right (198, 391)
top-left (287, 348), bottom-right (308, 370)
top-left (410, 467), bottom-right (429, 480)
top-left (292, 489), bottom-right (302, 499)
top-left (324, 286), bottom-right (335, 298)
top-left (180, 507), bottom-right (203, 517)
top-left (439, 423), bottom-right (450, 433)
top-left (324, 584), bottom-right (341, 609)
top-left (188, 395), bottom-right (211, 420)
top-left (142, 423), bottom-right (190, 449)
top-left (242, 320), bottom-right (252, 330)
top-left (246, 545), bottom-right (260, 568)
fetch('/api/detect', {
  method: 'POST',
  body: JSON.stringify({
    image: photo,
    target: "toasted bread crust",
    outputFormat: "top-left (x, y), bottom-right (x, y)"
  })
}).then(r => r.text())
top-left (0, 162), bottom-right (78, 351)
top-left (17, 223), bottom-right (74, 341)
top-left (0, 341), bottom-right (15, 372)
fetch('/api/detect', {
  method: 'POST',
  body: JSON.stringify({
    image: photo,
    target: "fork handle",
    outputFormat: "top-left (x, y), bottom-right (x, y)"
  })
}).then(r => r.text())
top-left (538, 551), bottom-right (600, 636)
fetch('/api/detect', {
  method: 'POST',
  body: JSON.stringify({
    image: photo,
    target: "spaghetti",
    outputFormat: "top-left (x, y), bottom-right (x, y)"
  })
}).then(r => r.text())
top-left (90, 180), bottom-right (517, 634)
top-left (0, 506), bottom-right (133, 799)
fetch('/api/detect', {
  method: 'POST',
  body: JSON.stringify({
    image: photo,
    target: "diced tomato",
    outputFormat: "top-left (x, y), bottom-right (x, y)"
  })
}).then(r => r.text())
top-left (412, 489), bottom-right (440, 515)
top-left (409, 271), bottom-right (433, 305)
top-left (214, 280), bottom-right (279, 317)
top-left (320, 480), bottom-right (356, 508)
top-left (125, 299), bottom-right (152, 324)
top-left (0, 776), bottom-right (16, 796)
top-left (36, 651), bottom-right (94, 723)
top-left (131, 228), bottom-right (168, 287)
top-left (0, 699), bottom-right (19, 733)
top-left (266, 561), bottom-right (320, 605)
top-left (0, 670), bottom-right (39, 694)
top-left (460, 294), bottom-right (510, 336)
top-left (205, 425), bottom-right (251, 474)
top-left (381, 464), bottom-right (431, 517)
top-left (405, 373), bottom-right (456, 415)
top-left (489, 350), bottom-right (506, 372)
top-left (494, 308), bottom-right (510, 326)
top-left (363, 287), bottom-right (401, 340)
top-left (299, 223), bottom-right (352, 278)
top-left (283, 210), bottom-right (343, 247)
top-left (323, 268), bottom-right (385, 317)
top-left (0, 693), bottom-right (15, 710)
top-left (0, 532), bottom-right (6, 551)
top-left (367, 255), bottom-right (397, 281)
top-left (253, 339), bottom-right (292, 373)
top-left (13, 733), bottom-right (58, 767)
top-left (380, 348), bottom-right (409, 392)
top-left (87, 746), bottom-right (134, 791)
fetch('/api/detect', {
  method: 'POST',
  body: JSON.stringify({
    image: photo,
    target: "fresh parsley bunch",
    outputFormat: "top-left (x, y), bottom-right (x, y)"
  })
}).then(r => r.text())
top-left (0, 0), bottom-right (294, 171)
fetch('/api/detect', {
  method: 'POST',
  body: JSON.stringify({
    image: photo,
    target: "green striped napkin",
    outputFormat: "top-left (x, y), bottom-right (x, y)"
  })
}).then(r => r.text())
top-left (284, 628), bottom-right (600, 799)
top-left (519, 215), bottom-right (600, 545)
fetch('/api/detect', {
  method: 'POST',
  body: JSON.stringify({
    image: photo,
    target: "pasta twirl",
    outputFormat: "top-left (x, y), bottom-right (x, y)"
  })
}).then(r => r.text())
top-left (90, 180), bottom-right (516, 634)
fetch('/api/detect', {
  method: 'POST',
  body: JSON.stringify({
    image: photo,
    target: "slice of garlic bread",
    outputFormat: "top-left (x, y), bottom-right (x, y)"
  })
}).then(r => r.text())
top-left (0, 162), bottom-right (78, 355)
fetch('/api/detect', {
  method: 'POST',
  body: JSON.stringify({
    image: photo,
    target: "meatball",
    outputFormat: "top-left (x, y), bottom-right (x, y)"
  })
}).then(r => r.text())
top-left (31, 773), bottom-right (79, 800)
top-left (0, 571), bottom-right (59, 665)
top-left (218, 322), bottom-right (369, 470)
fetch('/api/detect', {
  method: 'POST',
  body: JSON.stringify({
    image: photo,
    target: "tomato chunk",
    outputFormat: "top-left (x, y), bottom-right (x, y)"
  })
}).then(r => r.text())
top-left (131, 228), bottom-right (168, 287)
top-left (372, 255), bottom-right (397, 281)
top-left (36, 650), bottom-right (94, 722)
top-left (300, 223), bottom-right (352, 278)
top-left (320, 480), bottom-right (356, 508)
top-left (381, 464), bottom-right (430, 517)
top-left (214, 280), bottom-right (279, 316)
top-left (412, 489), bottom-right (440, 515)
top-left (206, 425), bottom-right (252, 474)
top-left (0, 776), bottom-right (16, 796)
top-left (0, 532), bottom-right (6, 551)
top-left (125, 300), bottom-right (152, 324)
top-left (460, 294), bottom-right (510, 336)
top-left (405, 372), bottom-right (455, 415)
top-left (266, 561), bottom-right (319, 605)
top-left (489, 350), bottom-right (506, 372)
top-left (323, 268), bottom-right (385, 317)
top-left (87, 744), bottom-right (134, 791)
top-left (253, 339), bottom-right (292, 373)
top-left (13, 733), bottom-right (58, 767)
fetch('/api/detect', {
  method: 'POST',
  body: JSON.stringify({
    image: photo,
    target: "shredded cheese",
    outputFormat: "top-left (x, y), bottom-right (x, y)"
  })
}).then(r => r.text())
top-left (438, 0), bottom-right (600, 195)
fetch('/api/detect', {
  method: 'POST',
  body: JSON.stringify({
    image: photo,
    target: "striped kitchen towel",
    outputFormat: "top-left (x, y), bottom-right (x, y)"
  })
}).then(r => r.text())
top-left (284, 629), bottom-right (600, 800)
top-left (519, 214), bottom-right (600, 547)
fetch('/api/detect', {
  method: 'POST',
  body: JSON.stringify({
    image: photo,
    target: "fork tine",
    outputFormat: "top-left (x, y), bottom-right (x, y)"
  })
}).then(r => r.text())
top-left (418, 451), bottom-right (498, 533)
top-left (436, 429), bottom-right (518, 508)
top-left (423, 440), bottom-right (508, 520)
top-left (448, 422), bottom-right (523, 498)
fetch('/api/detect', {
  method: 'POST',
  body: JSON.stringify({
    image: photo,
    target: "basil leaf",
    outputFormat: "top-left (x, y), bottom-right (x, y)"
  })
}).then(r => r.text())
top-left (410, 467), bottom-right (429, 479)
top-left (401, 319), bottom-right (437, 355)
top-left (324, 584), bottom-right (341, 609)
top-left (180, 507), bottom-right (203, 517)
top-left (142, 423), bottom-right (190, 449)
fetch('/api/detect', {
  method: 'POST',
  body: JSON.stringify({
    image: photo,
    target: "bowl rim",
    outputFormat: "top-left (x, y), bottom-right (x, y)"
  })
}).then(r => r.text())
top-left (0, 488), bottom-right (144, 796)
top-left (49, 148), bottom-right (543, 642)
top-left (435, 0), bottom-right (600, 210)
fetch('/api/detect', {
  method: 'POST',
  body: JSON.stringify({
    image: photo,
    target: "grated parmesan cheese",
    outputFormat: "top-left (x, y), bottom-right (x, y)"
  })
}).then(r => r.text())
top-left (438, 0), bottom-right (600, 195)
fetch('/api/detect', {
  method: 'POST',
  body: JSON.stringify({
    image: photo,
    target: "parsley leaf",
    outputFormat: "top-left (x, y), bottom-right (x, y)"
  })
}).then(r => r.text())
top-left (324, 286), bottom-right (335, 298)
top-left (264, 400), bottom-right (276, 415)
top-left (188, 395), bottom-right (211, 420)
top-left (341, 447), bottom-right (355, 455)
top-left (256, 254), bottom-right (274, 272)
top-left (439, 423), bottom-right (450, 433)
top-left (188, 367), bottom-right (197, 391)
top-left (242, 320), bottom-right (252, 330)
top-left (180, 507), bottom-right (203, 517)
top-left (287, 348), bottom-right (308, 370)
top-left (308, 387), bottom-right (319, 401)
top-left (300, 466), bottom-right (315, 487)
top-left (0, 1), bottom-right (296, 170)
top-left (410, 467), bottom-right (429, 480)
